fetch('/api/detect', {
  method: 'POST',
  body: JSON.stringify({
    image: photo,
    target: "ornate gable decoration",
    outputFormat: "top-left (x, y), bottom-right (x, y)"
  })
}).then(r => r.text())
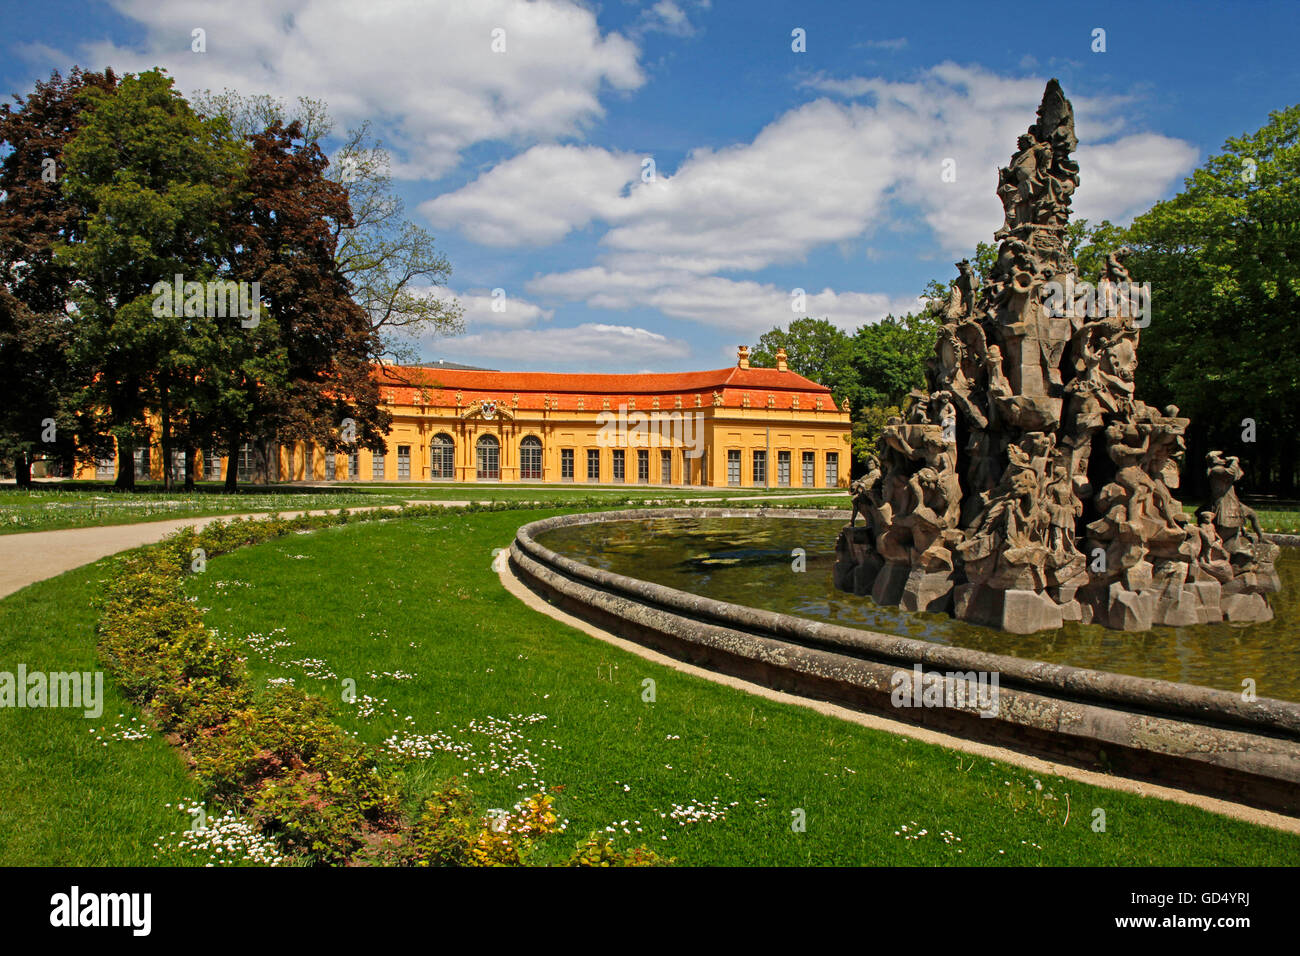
top-left (459, 398), bottom-right (515, 421)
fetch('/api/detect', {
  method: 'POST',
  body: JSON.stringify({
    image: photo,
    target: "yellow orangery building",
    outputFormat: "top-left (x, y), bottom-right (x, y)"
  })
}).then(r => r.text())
top-left (80, 348), bottom-right (852, 489)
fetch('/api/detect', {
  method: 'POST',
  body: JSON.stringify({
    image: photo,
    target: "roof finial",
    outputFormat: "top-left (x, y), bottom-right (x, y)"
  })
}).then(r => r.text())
top-left (737, 345), bottom-right (751, 369)
top-left (775, 347), bottom-right (788, 372)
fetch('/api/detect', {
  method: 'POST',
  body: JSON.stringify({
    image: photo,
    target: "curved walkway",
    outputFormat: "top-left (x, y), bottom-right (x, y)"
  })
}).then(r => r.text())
top-left (0, 492), bottom-right (840, 599)
top-left (0, 505), bottom-right (403, 599)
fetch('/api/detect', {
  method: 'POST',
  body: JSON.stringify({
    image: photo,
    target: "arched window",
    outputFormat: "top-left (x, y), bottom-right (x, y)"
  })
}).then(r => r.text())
top-left (431, 433), bottom-right (455, 479)
top-left (520, 436), bottom-right (543, 480)
top-left (476, 434), bottom-right (500, 480)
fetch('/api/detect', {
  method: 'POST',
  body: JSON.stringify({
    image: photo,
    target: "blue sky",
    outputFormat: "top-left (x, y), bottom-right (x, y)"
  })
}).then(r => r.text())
top-left (4, 0), bottom-right (1298, 372)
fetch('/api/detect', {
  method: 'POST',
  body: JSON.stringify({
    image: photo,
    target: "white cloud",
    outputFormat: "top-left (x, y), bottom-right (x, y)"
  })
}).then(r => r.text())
top-left (430, 63), bottom-right (1197, 273)
top-left (428, 97), bottom-right (899, 272)
top-left (633, 1), bottom-right (702, 38)
top-left (1075, 134), bottom-right (1200, 226)
top-left (422, 145), bottom-right (641, 245)
top-left (430, 322), bottom-right (690, 368)
top-left (420, 286), bottom-right (553, 330)
top-left (59, 0), bottom-right (644, 178)
top-left (798, 63), bottom-right (1195, 252)
top-left (528, 268), bottom-right (923, 333)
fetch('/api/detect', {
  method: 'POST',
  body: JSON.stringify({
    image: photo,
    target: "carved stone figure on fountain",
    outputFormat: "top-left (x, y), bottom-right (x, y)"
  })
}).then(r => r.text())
top-left (962, 426), bottom-right (1002, 525)
top-left (1205, 452), bottom-right (1265, 559)
top-left (849, 455), bottom-right (883, 532)
top-left (900, 466), bottom-right (962, 568)
top-left (832, 78), bottom-right (1283, 632)
top-left (1200, 452), bottom-right (1280, 621)
top-left (1193, 512), bottom-right (1234, 584)
top-left (931, 259), bottom-right (978, 323)
top-left (1044, 458), bottom-right (1084, 562)
top-left (1134, 403), bottom-right (1192, 537)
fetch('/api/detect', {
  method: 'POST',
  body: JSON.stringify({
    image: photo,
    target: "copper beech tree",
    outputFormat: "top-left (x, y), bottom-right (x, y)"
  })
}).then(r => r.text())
top-left (207, 119), bottom-right (390, 491)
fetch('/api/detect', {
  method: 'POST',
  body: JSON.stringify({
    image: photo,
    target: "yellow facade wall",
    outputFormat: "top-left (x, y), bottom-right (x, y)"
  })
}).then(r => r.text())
top-left (75, 399), bottom-right (852, 488)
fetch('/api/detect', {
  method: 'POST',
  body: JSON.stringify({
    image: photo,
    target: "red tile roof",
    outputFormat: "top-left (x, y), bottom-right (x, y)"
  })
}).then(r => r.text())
top-left (374, 365), bottom-right (844, 413)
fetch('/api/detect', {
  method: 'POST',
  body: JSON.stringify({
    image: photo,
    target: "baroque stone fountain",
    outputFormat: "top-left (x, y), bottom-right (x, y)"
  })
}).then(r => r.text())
top-left (834, 80), bottom-right (1282, 633)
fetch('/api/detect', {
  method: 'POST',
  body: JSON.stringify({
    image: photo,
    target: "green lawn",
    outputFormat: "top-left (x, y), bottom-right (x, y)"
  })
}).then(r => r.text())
top-left (0, 482), bottom-right (839, 534)
top-left (7, 483), bottom-right (1298, 537)
top-left (0, 557), bottom-right (207, 865)
top-left (0, 486), bottom-right (407, 534)
top-left (329, 481), bottom-right (839, 501)
top-left (2, 505), bottom-right (1297, 866)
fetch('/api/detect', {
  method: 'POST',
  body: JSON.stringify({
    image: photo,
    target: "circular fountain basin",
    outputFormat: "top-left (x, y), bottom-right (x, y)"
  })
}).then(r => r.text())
top-left (509, 508), bottom-right (1300, 814)
top-left (535, 512), bottom-right (1300, 703)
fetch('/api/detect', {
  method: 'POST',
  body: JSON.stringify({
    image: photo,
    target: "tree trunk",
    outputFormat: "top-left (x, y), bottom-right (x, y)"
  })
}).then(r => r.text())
top-left (160, 374), bottom-right (172, 492)
top-left (184, 444), bottom-right (196, 492)
top-left (1184, 422), bottom-right (1207, 504)
top-left (1254, 433), bottom-right (1273, 498)
top-left (14, 454), bottom-right (31, 488)
top-left (1280, 440), bottom-right (1296, 498)
top-left (112, 391), bottom-right (136, 490)
top-left (224, 433), bottom-right (239, 493)
top-left (114, 437), bottom-right (134, 490)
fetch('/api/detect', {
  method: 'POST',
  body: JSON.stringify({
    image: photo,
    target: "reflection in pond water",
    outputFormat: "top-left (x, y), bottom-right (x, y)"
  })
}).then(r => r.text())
top-left (537, 516), bottom-right (1300, 702)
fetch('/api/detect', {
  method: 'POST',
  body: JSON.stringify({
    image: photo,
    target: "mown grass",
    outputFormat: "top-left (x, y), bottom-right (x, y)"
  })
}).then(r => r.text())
top-left (181, 510), bottom-right (1297, 866)
top-left (0, 482), bottom-right (838, 534)
top-left (2, 506), bottom-right (1297, 866)
top-left (333, 482), bottom-right (838, 501)
top-left (0, 486), bottom-right (406, 534)
top-left (0, 558), bottom-right (206, 865)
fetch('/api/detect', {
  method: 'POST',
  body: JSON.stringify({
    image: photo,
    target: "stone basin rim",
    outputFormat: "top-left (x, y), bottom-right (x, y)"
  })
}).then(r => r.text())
top-left (515, 507), bottom-right (1300, 739)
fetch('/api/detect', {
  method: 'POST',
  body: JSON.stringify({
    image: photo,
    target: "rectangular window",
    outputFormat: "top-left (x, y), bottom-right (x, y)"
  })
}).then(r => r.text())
top-left (561, 449), bottom-right (574, 480)
top-left (133, 446), bottom-right (151, 481)
top-left (237, 443), bottom-right (255, 482)
top-left (727, 449), bottom-right (741, 486)
top-left (348, 452), bottom-right (359, 480)
top-left (613, 449), bottom-right (625, 482)
top-left (324, 454), bottom-right (335, 482)
top-left (681, 450), bottom-right (691, 485)
top-left (397, 446), bottom-right (410, 481)
top-left (660, 449), bottom-right (672, 484)
top-left (777, 451), bottom-right (791, 487)
top-left (95, 457), bottom-right (115, 480)
top-left (587, 449), bottom-right (600, 481)
top-left (636, 449), bottom-right (649, 483)
top-left (802, 451), bottom-right (815, 487)
top-left (170, 450), bottom-right (187, 483)
top-left (372, 451), bottom-right (386, 481)
top-left (825, 452), bottom-right (838, 488)
top-left (205, 452), bottom-right (223, 482)
top-left (752, 450), bottom-right (766, 486)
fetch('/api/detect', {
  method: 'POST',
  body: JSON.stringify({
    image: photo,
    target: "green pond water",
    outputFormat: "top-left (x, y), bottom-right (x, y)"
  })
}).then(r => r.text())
top-left (536, 516), bottom-right (1300, 703)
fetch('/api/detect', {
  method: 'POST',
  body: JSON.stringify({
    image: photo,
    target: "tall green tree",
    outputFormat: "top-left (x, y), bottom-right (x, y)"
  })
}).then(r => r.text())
top-left (0, 67), bottom-right (117, 484)
top-left (1112, 105), bottom-right (1300, 494)
top-left (190, 90), bottom-right (463, 366)
top-left (846, 310), bottom-right (939, 466)
top-left (58, 69), bottom-right (245, 489)
top-left (749, 317), bottom-right (859, 408)
top-left (208, 120), bottom-right (390, 491)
